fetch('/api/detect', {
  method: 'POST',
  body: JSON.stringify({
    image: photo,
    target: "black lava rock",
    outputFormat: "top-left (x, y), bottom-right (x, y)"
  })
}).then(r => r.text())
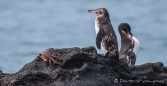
top-left (0, 46), bottom-right (167, 86)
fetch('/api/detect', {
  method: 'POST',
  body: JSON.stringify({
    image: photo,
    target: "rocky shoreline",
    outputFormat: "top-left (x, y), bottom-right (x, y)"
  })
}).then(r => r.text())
top-left (0, 46), bottom-right (167, 86)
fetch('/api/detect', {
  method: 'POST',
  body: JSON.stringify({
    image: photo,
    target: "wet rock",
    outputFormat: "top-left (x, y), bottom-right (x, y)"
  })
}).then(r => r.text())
top-left (0, 46), bottom-right (167, 86)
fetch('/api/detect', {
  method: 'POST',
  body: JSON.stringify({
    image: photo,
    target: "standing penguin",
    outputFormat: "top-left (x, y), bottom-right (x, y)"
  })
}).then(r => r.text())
top-left (118, 23), bottom-right (140, 66)
top-left (88, 8), bottom-right (119, 59)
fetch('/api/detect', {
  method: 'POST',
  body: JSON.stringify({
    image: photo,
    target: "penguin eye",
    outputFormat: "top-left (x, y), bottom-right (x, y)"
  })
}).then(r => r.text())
top-left (99, 11), bottom-right (103, 14)
top-left (122, 27), bottom-right (128, 33)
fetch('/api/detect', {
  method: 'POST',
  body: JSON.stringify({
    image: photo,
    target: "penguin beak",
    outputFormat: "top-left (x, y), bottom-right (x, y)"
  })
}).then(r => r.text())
top-left (122, 27), bottom-right (133, 36)
top-left (130, 32), bottom-right (133, 36)
top-left (88, 9), bottom-right (97, 14)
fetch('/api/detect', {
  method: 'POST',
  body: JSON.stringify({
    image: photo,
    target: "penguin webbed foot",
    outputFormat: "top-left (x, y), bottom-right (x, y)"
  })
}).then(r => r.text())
top-left (104, 52), bottom-right (119, 61)
top-left (104, 52), bottom-right (109, 58)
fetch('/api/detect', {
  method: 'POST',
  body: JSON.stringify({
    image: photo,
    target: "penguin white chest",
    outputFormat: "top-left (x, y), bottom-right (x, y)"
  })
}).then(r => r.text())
top-left (95, 20), bottom-right (99, 34)
top-left (95, 19), bottom-right (107, 53)
top-left (132, 36), bottom-right (140, 57)
top-left (101, 39), bottom-right (108, 53)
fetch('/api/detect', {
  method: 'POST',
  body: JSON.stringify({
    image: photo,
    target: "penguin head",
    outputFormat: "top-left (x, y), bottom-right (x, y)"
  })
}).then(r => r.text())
top-left (118, 23), bottom-right (133, 37)
top-left (88, 8), bottom-right (109, 18)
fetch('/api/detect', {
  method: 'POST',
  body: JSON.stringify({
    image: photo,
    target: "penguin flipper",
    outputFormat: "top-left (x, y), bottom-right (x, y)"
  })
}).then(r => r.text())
top-left (96, 29), bottom-right (105, 49)
top-left (127, 51), bottom-right (136, 66)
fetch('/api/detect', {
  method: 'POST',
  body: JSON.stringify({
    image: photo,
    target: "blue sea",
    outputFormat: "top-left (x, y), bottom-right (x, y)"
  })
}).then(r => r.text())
top-left (0, 0), bottom-right (167, 73)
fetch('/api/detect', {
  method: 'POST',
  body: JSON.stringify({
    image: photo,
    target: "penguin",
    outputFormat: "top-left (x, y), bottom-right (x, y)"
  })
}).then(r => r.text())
top-left (118, 23), bottom-right (140, 66)
top-left (88, 8), bottom-right (119, 59)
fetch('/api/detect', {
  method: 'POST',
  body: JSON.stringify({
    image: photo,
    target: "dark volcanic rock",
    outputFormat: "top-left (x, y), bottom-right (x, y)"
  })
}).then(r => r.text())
top-left (0, 46), bottom-right (167, 86)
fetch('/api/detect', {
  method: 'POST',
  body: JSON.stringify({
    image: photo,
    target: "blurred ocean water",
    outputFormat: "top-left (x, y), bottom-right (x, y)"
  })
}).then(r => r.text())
top-left (0, 0), bottom-right (167, 73)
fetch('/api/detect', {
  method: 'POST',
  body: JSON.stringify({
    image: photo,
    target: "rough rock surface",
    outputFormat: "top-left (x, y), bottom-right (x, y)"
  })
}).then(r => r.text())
top-left (0, 46), bottom-right (167, 86)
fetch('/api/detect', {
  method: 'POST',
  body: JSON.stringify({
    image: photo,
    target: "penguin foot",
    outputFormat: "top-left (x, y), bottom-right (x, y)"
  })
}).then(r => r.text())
top-left (104, 52), bottom-right (109, 58)
top-left (104, 52), bottom-right (119, 61)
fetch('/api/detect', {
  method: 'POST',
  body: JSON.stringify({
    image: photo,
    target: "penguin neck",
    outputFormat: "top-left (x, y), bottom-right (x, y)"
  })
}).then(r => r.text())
top-left (96, 16), bottom-right (111, 25)
top-left (95, 17), bottom-right (111, 35)
top-left (120, 38), bottom-right (132, 54)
